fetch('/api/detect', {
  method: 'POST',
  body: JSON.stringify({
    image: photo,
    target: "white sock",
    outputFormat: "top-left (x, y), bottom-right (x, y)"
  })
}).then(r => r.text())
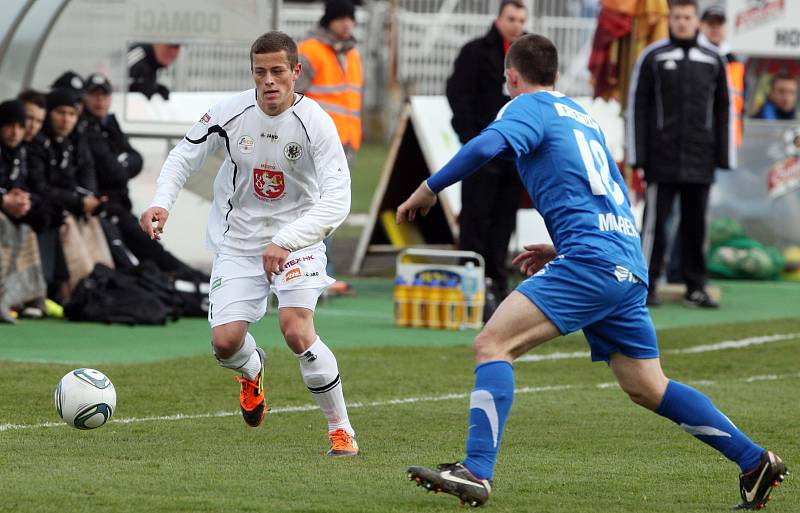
top-left (215, 332), bottom-right (263, 380)
top-left (297, 337), bottom-right (354, 436)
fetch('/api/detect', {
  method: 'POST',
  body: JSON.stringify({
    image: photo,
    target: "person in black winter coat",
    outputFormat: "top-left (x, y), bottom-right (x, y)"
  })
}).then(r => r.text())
top-left (627, 0), bottom-right (731, 308)
top-left (82, 74), bottom-right (143, 211)
top-left (27, 89), bottom-right (105, 299)
top-left (0, 99), bottom-right (47, 318)
top-left (127, 43), bottom-right (180, 100)
top-left (0, 99), bottom-right (48, 231)
top-left (81, 73), bottom-right (192, 274)
top-left (28, 89), bottom-right (102, 223)
top-left (445, 0), bottom-right (526, 307)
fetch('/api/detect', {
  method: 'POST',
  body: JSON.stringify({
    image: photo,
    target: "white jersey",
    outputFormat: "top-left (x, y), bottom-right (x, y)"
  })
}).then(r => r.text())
top-left (150, 90), bottom-right (351, 255)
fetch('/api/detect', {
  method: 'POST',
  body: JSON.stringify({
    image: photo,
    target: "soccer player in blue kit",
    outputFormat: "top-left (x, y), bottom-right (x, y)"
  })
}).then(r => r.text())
top-left (396, 34), bottom-right (786, 509)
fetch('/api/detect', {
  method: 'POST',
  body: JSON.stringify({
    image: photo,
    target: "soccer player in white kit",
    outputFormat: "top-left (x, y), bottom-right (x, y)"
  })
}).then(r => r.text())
top-left (139, 32), bottom-right (358, 456)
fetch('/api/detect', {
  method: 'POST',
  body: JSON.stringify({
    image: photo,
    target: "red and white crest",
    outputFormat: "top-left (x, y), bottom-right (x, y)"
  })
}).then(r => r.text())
top-left (253, 167), bottom-right (285, 200)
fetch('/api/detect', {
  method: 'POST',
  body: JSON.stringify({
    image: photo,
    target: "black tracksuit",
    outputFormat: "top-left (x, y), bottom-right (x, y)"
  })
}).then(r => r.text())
top-left (628, 34), bottom-right (732, 293)
top-left (128, 44), bottom-right (171, 100)
top-left (446, 23), bottom-right (522, 297)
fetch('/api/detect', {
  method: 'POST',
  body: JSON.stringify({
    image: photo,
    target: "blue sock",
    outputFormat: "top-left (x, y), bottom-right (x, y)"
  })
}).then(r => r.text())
top-left (462, 361), bottom-right (515, 480)
top-left (656, 380), bottom-right (763, 472)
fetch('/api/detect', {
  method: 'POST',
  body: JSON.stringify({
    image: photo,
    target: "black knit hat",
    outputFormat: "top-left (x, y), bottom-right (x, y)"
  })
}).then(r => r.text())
top-left (320, 0), bottom-right (356, 27)
top-left (47, 88), bottom-right (81, 111)
top-left (51, 71), bottom-right (85, 96)
top-left (0, 99), bottom-right (27, 127)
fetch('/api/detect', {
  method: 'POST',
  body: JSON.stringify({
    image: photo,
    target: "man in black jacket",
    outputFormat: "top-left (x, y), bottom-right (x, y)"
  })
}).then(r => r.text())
top-left (1, 100), bottom-right (35, 226)
top-left (127, 43), bottom-right (180, 100)
top-left (28, 89), bottom-right (105, 299)
top-left (628, 0), bottom-right (731, 308)
top-left (28, 89), bottom-right (101, 222)
top-left (446, 0), bottom-right (526, 307)
top-left (0, 99), bottom-right (47, 319)
top-left (82, 72), bottom-right (190, 274)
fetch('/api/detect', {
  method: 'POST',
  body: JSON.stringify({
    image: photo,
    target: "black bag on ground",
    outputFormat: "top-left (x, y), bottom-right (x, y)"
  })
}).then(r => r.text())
top-left (65, 264), bottom-right (171, 325)
top-left (118, 260), bottom-right (182, 319)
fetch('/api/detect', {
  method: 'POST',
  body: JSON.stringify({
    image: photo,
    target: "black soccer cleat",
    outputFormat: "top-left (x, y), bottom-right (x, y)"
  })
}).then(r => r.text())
top-left (735, 451), bottom-right (787, 510)
top-left (407, 462), bottom-right (492, 507)
top-left (684, 289), bottom-right (719, 308)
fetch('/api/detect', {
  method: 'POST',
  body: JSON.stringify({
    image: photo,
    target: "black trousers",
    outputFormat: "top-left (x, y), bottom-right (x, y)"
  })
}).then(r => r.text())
top-left (459, 159), bottom-right (522, 296)
top-left (102, 203), bottom-right (189, 275)
top-left (640, 182), bottom-right (710, 293)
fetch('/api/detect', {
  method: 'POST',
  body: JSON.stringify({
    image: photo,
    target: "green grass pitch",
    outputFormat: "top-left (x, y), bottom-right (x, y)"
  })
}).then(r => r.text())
top-left (1, 281), bottom-right (797, 512)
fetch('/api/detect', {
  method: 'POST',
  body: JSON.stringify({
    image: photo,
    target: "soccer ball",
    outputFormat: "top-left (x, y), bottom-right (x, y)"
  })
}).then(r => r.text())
top-left (54, 368), bottom-right (116, 429)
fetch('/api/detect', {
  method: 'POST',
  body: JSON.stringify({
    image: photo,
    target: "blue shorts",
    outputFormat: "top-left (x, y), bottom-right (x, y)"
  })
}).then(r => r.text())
top-left (515, 256), bottom-right (659, 362)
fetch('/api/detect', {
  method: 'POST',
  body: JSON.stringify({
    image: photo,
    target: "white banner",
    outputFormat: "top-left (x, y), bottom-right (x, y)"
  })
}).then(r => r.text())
top-left (128, 0), bottom-right (270, 42)
top-left (727, 0), bottom-right (800, 57)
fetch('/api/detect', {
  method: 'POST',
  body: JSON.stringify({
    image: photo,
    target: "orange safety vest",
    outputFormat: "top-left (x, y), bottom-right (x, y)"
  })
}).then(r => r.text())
top-left (298, 38), bottom-right (363, 151)
top-left (727, 61), bottom-right (745, 147)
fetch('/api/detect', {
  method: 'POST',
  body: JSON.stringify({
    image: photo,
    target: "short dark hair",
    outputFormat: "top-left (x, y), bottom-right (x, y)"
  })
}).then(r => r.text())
top-left (771, 71), bottom-right (796, 89)
top-left (250, 31), bottom-right (298, 68)
top-left (668, 0), bottom-right (698, 10)
top-left (17, 89), bottom-right (46, 109)
top-left (506, 34), bottom-right (558, 87)
top-left (498, 0), bottom-right (525, 16)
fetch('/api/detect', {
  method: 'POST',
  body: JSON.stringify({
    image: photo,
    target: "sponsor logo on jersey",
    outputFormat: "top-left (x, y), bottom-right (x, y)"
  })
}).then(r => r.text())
top-left (238, 135), bottom-right (255, 154)
top-left (284, 142), bottom-right (302, 161)
top-left (261, 132), bottom-right (278, 141)
top-left (305, 271), bottom-right (319, 277)
top-left (253, 166), bottom-right (285, 201)
top-left (210, 277), bottom-right (223, 291)
top-left (283, 254), bottom-right (315, 269)
top-left (199, 112), bottom-right (211, 124)
top-left (285, 268), bottom-right (302, 281)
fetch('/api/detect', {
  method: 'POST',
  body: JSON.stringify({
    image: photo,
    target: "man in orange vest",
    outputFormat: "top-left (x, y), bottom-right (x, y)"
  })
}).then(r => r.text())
top-left (297, 0), bottom-right (363, 295)
top-left (297, 0), bottom-right (363, 165)
top-left (700, 5), bottom-right (743, 146)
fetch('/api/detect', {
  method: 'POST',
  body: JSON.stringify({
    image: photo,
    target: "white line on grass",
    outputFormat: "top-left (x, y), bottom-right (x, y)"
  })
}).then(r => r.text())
top-left (0, 385), bottom-right (570, 433)
top-left (2, 373), bottom-right (798, 433)
top-left (517, 332), bottom-right (800, 363)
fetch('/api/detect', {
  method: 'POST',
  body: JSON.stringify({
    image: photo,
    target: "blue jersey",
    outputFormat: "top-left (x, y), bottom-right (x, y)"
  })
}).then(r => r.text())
top-left (487, 91), bottom-right (648, 284)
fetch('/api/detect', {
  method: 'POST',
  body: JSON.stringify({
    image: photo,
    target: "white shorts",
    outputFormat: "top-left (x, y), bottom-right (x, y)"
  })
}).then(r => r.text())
top-left (208, 244), bottom-right (335, 328)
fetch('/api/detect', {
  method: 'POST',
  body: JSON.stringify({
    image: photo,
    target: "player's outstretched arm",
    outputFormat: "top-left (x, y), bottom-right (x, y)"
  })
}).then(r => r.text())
top-left (511, 243), bottom-right (557, 276)
top-left (397, 129), bottom-right (510, 224)
top-left (139, 206), bottom-right (170, 241)
top-left (396, 181), bottom-right (437, 224)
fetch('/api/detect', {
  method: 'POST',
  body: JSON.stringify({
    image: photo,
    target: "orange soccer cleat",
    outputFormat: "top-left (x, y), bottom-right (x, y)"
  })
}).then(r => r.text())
top-left (327, 428), bottom-right (359, 457)
top-left (234, 347), bottom-right (268, 427)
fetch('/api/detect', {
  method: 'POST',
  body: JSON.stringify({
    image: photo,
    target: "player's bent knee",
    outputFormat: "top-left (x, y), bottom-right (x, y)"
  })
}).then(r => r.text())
top-left (211, 323), bottom-right (247, 358)
top-left (473, 330), bottom-right (505, 362)
top-left (281, 323), bottom-right (316, 352)
top-left (211, 335), bottom-right (241, 358)
top-left (623, 386), bottom-right (662, 411)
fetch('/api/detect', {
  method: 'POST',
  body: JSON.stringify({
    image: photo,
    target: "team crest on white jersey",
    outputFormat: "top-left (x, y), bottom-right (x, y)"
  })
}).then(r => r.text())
top-left (253, 165), bottom-right (285, 201)
top-left (237, 135), bottom-right (254, 154)
top-left (284, 142), bottom-right (302, 161)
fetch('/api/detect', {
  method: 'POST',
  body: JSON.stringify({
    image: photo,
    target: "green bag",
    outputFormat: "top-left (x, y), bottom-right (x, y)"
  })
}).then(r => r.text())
top-left (707, 219), bottom-right (784, 280)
